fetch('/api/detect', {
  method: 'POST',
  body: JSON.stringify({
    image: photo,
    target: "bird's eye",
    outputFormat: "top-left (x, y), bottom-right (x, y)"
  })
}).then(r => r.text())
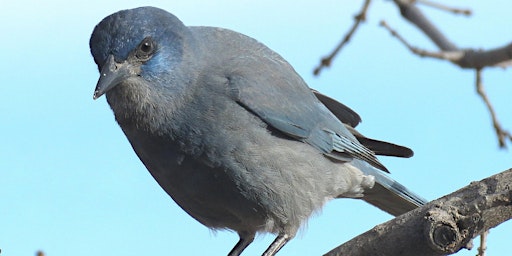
top-left (135, 37), bottom-right (156, 61)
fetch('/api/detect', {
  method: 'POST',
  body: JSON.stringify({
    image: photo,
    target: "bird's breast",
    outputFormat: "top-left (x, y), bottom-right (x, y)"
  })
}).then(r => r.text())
top-left (120, 124), bottom-right (269, 232)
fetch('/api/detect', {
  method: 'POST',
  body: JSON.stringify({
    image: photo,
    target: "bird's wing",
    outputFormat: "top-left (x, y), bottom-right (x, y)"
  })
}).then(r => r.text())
top-left (226, 74), bottom-right (388, 172)
top-left (312, 90), bottom-right (413, 158)
top-left (311, 90), bottom-right (361, 128)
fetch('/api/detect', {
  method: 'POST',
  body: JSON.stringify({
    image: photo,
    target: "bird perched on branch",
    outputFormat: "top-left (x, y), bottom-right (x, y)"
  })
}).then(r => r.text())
top-left (90, 6), bottom-right (426, 256)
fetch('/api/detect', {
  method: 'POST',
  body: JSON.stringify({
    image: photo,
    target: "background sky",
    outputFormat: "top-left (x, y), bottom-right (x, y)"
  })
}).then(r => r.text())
top-left (2, 0), bottom-right (511, 255)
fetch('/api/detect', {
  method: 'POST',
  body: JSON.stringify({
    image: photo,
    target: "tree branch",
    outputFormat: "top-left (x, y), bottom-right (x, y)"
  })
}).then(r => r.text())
top-left (393, 0), bottom-right (457, 51)
top-left (379, 20), bottom-right (465, 62)
top-left (475, 70), bottom-right (512, 148)
top-left (390, 0), bottom-right (512, 69)
top-left (413, 0), bottom-right (472, 16)
top-left (313, 0), bottom-right (372, 76)
top-left (314, 1), bottom-right (512, 146)
top-left (324, 168), bottom-right (512, 256)
top-left (380, 19), bottom-right (512, 69)
top-left (385, 1), bottom-right (512, 147)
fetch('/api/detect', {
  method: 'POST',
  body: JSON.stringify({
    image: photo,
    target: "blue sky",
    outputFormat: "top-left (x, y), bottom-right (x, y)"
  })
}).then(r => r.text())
top-left (1, 1), bottom-right (511, 255)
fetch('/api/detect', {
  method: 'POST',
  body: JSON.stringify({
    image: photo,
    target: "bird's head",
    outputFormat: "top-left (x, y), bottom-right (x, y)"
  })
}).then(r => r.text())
top-left (90, 6), bottom-right (191, 100)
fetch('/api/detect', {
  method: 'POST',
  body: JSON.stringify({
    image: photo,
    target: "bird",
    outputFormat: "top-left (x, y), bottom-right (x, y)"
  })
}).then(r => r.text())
top-left (90, 6), bottom-right (427, 256)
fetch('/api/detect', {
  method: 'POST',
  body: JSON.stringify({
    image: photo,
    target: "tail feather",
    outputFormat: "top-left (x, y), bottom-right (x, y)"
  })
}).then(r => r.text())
top-left (363, 182), bottom-right (426, 216)
top-left (351, 160), bottom-right (427, 216)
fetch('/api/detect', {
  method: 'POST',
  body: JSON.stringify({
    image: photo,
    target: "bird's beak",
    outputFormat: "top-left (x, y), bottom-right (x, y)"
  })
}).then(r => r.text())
top-left (93, 55), bottom-right (134, 100)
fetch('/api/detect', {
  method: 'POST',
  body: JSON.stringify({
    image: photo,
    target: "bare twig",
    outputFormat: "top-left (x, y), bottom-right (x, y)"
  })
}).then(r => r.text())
top-left (379, 20), bottom-right (464, 62)
top-left (380, 20), bottom-right (512, 70)
top-left (394, 0), bottom-right (458, 51)
top-left (316, 0), bottom-right (512, 147)
top-left (391, 0), bottom-right (512, 68)
top-left (475, 70), bottom-right (512, 148)
top-left (313, 0), bottom-right (372, 76)
top-left (381, 2), bottom-right (512, 147)
top-left (414, 0), bottom-right (472, 16)
top-left (477, 230), bottom-right (488, 256)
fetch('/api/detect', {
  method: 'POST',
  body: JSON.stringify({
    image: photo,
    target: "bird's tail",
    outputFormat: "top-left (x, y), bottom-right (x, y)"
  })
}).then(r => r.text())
top-left (351, 160), bottom-right (428, 216)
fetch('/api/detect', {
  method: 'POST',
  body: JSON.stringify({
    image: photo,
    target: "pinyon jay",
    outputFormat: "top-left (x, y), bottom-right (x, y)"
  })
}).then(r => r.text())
top-left (90, 6), bottom-right (426, 256)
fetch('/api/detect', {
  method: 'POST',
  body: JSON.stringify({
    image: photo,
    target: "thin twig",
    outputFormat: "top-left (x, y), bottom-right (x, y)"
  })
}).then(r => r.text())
top-left (394, 0), bottom-right (458, 51)
top-left (394, 0), bottom-right (512, 68)
top-left (477, 230), bottom-right (488, 256)
top-left (475, 69), bottom-right (512, 148)
top-left (379, 20), bottom-right (464, 62)
top-left (315, 0), bottom-right (512, 148)
top-left (313, 0), bottom-right (372, 76)
top-left (413, 0), bottom-right (472, 16)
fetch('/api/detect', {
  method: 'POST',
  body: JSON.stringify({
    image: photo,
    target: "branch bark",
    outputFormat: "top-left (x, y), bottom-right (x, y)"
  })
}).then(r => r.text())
top-left (324, 168), bottom-right (512, 256)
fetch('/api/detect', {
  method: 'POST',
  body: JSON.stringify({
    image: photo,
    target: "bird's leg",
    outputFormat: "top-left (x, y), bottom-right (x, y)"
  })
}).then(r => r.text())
top-left (262, 234), bottom-right (290, 256)
top-left (228, 233), bottom-right (255, 256)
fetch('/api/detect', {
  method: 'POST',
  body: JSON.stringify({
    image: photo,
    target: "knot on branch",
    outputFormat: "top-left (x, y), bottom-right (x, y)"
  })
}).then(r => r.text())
top-left (424, 206), bottom-right (478, 253)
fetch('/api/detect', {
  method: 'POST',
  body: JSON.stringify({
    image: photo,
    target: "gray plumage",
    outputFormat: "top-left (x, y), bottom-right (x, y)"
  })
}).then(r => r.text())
top-left (90, 6), bottom-right (427, 256)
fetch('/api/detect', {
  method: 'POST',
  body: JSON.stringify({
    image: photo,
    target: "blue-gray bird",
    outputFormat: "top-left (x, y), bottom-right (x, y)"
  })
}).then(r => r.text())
top-left (90, 6), bottom-right (426, 256)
